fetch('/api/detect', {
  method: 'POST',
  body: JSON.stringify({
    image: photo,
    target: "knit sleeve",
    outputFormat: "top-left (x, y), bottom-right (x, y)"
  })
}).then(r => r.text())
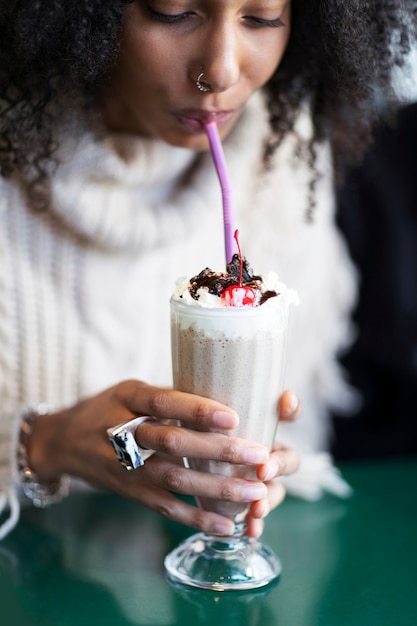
top-left (0, 410), bottom-right (21, 539)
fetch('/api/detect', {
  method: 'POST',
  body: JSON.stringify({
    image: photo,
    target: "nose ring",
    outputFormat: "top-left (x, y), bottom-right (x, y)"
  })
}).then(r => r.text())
top-left (195, 66), bottom-right (212, 92)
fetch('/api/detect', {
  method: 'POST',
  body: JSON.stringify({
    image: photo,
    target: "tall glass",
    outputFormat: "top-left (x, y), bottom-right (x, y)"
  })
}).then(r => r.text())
top-left (164, 296), bottom-right (291, 591)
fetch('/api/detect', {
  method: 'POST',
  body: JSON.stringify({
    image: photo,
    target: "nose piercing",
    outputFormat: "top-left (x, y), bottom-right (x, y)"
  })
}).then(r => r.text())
top-left (195, 66), bottom-right (212, 92)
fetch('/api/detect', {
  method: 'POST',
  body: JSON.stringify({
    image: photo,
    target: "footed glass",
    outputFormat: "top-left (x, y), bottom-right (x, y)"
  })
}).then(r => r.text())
top-left (164, 297), bottom-right (291, 590)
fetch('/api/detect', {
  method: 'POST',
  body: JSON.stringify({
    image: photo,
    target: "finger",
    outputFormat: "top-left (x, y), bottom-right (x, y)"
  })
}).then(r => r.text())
top-left (248, 480), bottom-right (286, 520)
top-left (116, 380), bottom-right (239, 430)
top-left (245, 516), bottom-right (264, 539)
top-left (248, 497), bottom-right (270, 520)
top-left (277, 389), bottom-right (302, 422)
top-left (271, 443), bottom-right (301, 477)
top-left (135, 421), bottom-right (269, 465)
top-left (128, 483), bottom-right (236, 535)
top-left (256, 443), bottom-right (300, 481)
top-left (136, 456), bottom-right (268, 503)
top-left (265, 479), bottom-right (287, 511)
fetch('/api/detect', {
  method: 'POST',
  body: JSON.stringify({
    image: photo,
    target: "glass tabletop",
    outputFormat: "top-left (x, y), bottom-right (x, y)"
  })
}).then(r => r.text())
top-left (1, 457), bottom-right (416, 626)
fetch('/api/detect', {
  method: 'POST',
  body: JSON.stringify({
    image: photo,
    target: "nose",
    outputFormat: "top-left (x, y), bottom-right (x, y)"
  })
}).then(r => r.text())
top-left (196, 22), bottom-right (240, 93)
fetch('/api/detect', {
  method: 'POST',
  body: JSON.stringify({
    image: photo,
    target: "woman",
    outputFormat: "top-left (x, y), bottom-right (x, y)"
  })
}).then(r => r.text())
top-left (0, 1), bottom-right (415, 539)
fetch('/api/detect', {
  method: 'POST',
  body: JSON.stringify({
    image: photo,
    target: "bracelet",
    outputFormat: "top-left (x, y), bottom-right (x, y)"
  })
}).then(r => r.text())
top-left (17, 403), bottom-right (70, 508)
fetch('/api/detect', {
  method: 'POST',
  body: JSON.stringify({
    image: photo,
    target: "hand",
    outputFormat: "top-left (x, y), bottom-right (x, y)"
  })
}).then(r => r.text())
top-left (245, 389), bottom-right (301, 539)
top-left (28, 380), bottom-right (276, 536)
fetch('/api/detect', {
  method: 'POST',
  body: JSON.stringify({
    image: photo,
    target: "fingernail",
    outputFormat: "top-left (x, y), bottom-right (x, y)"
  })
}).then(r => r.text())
top-left (286, 391), bottom-right (299, 414)
top-left (244, 447), bottom-right (269, 464)
top-left (212, 411), bottom-right (237, 429)
top-left (261, 501), bottom-right (270, 518)
top-left (212, 521), bottom-right (235, 535)
top-left (241, 483), bottom-right (268, 502)
top-left (264, 463), bottom-right (279, 481)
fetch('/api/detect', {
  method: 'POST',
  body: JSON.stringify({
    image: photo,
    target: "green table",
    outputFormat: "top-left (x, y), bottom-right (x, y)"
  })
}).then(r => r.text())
top-left (1, 458), bottom-right (416, 626)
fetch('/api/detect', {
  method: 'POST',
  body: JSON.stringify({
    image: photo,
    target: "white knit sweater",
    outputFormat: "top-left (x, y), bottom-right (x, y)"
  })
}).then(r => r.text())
top-left (0, 93), bottom-right (358, 538)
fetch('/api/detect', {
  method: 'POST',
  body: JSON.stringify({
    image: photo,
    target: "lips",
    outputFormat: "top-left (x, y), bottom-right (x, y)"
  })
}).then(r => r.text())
top-left (175, 109), bottom-right (236, 131)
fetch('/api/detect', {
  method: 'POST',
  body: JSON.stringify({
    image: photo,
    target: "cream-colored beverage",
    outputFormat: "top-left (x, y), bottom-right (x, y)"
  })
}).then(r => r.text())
top-left (171, 298), bottom-right (290, 519)
top-left (170, 256), bottom-right (298, 520)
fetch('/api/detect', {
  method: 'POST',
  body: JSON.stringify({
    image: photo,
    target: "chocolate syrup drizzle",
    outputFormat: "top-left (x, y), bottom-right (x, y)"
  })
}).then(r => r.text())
top-left (188, 254), bottom-right (278, 305)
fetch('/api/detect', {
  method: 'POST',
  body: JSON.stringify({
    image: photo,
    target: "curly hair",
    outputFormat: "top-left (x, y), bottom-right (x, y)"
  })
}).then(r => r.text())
top-left (0, 0), bottom-right (416, 199)
top-left (267, 1), bottom-right (416, 174)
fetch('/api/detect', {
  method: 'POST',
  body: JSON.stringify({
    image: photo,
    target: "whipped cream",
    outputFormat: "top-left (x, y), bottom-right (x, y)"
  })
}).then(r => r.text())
top-left (173, 269), bottom-right (299, 309)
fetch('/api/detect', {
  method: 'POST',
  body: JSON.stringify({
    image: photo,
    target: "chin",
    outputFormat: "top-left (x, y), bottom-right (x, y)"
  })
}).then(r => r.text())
top-left (161, 131), bottom-right (211, 152)
top-left (163, 122), bottom-right (237, 152)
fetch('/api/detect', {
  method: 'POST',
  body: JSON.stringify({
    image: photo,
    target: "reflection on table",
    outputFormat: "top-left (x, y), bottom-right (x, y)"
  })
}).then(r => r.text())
top-left (0, 458), bottom-right (416, 626)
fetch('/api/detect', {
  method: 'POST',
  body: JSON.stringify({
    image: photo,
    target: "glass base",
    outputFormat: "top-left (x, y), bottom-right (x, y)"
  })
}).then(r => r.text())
top-left (164, 530), bottom-right (281, 591)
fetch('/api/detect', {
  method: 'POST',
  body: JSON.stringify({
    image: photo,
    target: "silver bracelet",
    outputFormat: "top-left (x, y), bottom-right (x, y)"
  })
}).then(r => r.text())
top-left (17, 403), bottom-right (70, 508)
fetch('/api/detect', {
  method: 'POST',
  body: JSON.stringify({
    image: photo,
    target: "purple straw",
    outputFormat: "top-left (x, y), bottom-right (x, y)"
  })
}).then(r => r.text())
top-left (205, 121), bottom-right (237, 265)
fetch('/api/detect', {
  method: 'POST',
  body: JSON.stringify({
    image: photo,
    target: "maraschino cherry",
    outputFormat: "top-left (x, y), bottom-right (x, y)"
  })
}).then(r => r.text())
top-left (221, 230), bottom-right (256, 307)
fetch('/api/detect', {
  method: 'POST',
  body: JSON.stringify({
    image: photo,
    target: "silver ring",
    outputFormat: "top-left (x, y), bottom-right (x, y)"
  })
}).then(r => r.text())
top-left (107, 416), bottom-right (156, 470)
top-left (196, 66), bottom-right (211, 92)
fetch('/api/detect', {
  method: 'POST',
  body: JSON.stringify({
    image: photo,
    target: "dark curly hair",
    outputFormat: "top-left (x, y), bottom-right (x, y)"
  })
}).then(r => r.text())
top-left (0, 0), bottom-right (416, 207)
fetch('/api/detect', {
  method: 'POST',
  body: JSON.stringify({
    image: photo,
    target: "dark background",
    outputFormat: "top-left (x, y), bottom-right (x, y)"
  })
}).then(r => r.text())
top-left (331, 101), bottom-right (417, 460)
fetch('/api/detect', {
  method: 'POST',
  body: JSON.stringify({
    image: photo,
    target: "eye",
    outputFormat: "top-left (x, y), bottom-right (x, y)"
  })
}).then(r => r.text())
top-left (244, 16), bottom-right (286, 28)
top-left (145, 5), bottom-right (193, 24)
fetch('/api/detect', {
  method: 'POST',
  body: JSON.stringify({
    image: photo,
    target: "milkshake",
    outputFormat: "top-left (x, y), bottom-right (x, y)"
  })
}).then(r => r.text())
top-left (165, 122), bottom-right (296, 589)
top-left (170, 254), bottom-right (298, 520)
